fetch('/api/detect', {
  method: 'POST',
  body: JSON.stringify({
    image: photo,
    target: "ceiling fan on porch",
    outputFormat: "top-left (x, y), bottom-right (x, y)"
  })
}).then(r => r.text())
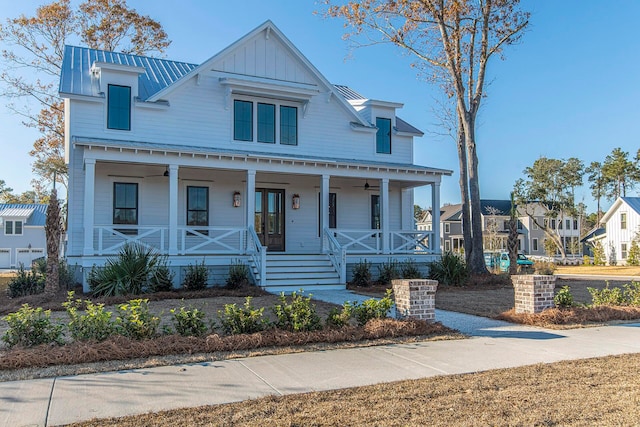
top-left (353, 179), bottom-right (380, 190)
top-left (145, 167), bottom-right (170, 178)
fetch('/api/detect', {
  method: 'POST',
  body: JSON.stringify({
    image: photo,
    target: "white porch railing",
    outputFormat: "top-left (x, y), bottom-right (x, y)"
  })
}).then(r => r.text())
top-left (331, 229), bottom-right (381, 253)
top-left (178, 226), bottom-right (246, 255)
top-left (247, 227), bottom-right (267, 287)
top-left (324, 228), bottom-right (346, 283)
top-left (95, 225), bottom-right (167, 255)
top-left (390, 230), bottom-right (434, 254)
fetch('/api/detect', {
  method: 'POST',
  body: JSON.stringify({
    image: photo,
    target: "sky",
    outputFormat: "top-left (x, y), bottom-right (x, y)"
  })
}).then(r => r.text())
top-left (1, 0), bottom-right (639, 214)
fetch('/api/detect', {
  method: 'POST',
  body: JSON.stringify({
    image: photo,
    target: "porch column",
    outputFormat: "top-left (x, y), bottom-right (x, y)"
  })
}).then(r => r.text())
top-left (320, 174), bottom-right (330, 252)
top-left (168, 164), bottom-right (179, 255)
top-left (401, 188), bottom-right (413, 230)
top-left (432, 182), bottom-right (441, 253)
top-left (245, 169), bottom-right (256, 251)
top-left (83, 158), bottom-right (96, 255)
top-left (380, 178), bottom-right (390, 254)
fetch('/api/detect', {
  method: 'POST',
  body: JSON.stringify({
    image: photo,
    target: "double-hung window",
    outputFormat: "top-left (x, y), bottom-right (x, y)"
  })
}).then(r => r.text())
top-left (376, 117), bottom-right (391, 154)
top-left (257, 103), bottom-right (275, 143)
top-left (371, 195), bottom-right (380, 229)
top-left (113, 183), bottom-right (138, 234)
top-left (621, 213), bottom-right (627, 230)
top-left (107, 85), bottom-right (131, 130)
top-left (187, 186), bottom-right (209, 233)
top-left (234, 100), bottom-right (253, 141)
top-left (280, 106), bottom-right (297, 145)
top-left (4, 220), bottom-right (22, 235)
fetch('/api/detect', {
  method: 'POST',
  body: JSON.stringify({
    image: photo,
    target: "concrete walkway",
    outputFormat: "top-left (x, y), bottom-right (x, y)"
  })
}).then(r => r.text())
top-left (2, 294), bottom-right (640, 426)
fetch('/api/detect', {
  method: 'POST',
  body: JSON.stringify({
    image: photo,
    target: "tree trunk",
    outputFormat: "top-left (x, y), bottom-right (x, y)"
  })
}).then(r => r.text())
top-left (464, 115), bottom-right (489, 275)
top-left (456, 123), bottom-right (473, 262)
top-left (44, 188), bottom-right (61, 297)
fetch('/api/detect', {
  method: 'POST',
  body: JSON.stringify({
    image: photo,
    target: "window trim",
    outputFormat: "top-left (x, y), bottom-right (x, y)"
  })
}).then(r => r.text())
top-left (532, 238), bottom-right (538, 252)
top-left (257, 102), bottom-right (276, 144)
top-left (318, 192), bottom-right (337, 236)
top-left (4, 220), bottom-right (23, 236)
top-left (371, 194), bottom-right (380, 230)
top-left (186, 186), bottom-right (209, 229)
top-left (621, 212), bottom-right (627, 230)
top-left (233, 100), bottom-right (253, 142)
top-left (375, 117), bottom-right (392, 154)
top-left (280, 105), bottom-right (298, 146)
top-left (233, 97), bottom-right (300, 145)
top-left (113, 182), bottom-right (138, 234)
top-left (444, 223), bottom-right (450, 234)
top-left (107, 84), bottom-right (131, 131)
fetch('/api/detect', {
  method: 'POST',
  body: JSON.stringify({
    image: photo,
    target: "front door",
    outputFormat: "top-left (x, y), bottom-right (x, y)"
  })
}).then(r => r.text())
top-left (255, 189), bottom-right (285, 251)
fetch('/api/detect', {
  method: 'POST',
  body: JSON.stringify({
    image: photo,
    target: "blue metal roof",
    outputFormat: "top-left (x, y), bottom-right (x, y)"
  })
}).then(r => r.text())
top-left (0, 204), bottom-right (47, 226)
top-left (59, 46), bottom-right (198, 101)
top-left (621, 197), bottom-right (640, 216)
top-left (481, 200), bottom-right (512, 216)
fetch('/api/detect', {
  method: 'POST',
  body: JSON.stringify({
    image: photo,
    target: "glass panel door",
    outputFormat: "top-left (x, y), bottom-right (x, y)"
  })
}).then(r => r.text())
top-left (255, 189), bottom-right (285, 251)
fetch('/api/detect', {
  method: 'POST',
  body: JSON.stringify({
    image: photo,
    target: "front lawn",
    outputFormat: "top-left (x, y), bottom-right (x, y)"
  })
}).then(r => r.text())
top-left (556, 265), bottom-right (640, 276)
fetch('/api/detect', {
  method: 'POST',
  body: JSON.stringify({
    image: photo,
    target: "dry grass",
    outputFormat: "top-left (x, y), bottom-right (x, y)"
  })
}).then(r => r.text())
top-left (67, 352), bottom-right (640, 427)
top-left (556, 265), bottom-right (640, 276)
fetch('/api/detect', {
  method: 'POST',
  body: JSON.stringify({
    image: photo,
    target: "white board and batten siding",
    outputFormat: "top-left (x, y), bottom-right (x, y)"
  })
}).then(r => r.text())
top-left (602, 198), bottom-right (640, 264)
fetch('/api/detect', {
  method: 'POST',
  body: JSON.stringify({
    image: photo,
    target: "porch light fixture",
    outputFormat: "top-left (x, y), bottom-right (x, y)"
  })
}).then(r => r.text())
top-left (233, 191), bottom-right (241, 208)
top-left (292, 194), bottom-right (300, 210)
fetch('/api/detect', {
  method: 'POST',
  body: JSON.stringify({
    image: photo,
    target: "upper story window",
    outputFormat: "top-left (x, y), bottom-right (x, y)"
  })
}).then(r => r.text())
top-left (234, 99), bottom-right (298, 146)
top-left (107, 85), bottom-right (131, 131)
top-left (234, 100), bottom-right (253, 141)
top-left (4, 220), bottom-right (23, 235)
top-left (621, 212), bottom-right (627, 230)
top-left (113, 182), bottom-right (138, 226)
top-left (376, 117), bottom-right (391, 154)
top-left (573, 219), bottom-right (578, 230)
top-left (280, 106), bottom-right (298, 146)
top-left (444, 223), bottom-right (450, 233)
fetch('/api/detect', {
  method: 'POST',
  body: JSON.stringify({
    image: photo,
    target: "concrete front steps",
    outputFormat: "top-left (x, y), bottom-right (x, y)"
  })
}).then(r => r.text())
top-left (256, 253), bottom-right (344, 293)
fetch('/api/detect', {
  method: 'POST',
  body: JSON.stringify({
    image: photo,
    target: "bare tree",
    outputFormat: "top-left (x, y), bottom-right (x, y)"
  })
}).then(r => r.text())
top-left (44, 187), bottom-right (62, 296)
top-left (325, 0), bottom-right (529, 274)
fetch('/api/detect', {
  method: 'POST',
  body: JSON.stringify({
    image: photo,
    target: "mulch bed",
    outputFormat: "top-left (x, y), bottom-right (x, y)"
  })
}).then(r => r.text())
top-left (498, 305), bottom-right (640, 327)
top-left (0, 318), bottom-right (455, 371)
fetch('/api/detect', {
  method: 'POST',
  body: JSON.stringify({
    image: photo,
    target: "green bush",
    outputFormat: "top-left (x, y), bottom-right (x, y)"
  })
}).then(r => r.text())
top-left (400, 258), bottom-right (422, 279)
top-left (2, 304), bottom-right (64, 348)
top-left (115, 299), bottom-right (160, 340)
top-left (218, 296), bottom-right (268, 334)
top-left (627, 241), bottom-right (640, 266)
top-left (352, 289), bottom-right (394, 326)
top-left (623, 282), bottom-right (640, 306)
top-left (351, 259), bottom-right (372, 287)
top-left (325, 302), bottom-right (354, 328)
top-left (182, 260), bottom-right (208, 290)
top-left (6, 264), bottom-right (45, 298)
top-left (31, 258), bottom-right (77, 290)
top-left (272, 291), bottom-right (322, 332)
top-left (377, 259), bottom-right (400, 285)
top-left (427, 252), bottom-right (468, 286)
top-left (534, 261), bottom-right (556, 275)
top-left (582, 255), bottom-right (592, 266)
top-left (63, 291), bottom-right (115, 341)
top-left (170, 305), bottom-right (209, 337)
top-left (554, 285), bottom-right (574, 308)
top-left (592, 241), bottom-right (606, 266)
top-left (88, 243), bottom-right (165, 296)
top-left (226, 260), bottom-right (250, 289)
top-left (588, 284), bottom-right (625, 306)
top-left (148, 262), bottom-right (175, 293)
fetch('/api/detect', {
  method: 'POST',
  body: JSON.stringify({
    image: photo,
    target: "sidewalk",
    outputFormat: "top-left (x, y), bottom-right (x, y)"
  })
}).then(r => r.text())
top-left (2, 305), bottom-right (640, 426)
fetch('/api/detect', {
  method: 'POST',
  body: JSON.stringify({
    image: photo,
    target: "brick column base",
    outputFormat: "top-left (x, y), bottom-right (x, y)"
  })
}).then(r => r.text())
top-left (512, 275), bottom-right (556, 314)
top-left (392, 279), bottom-right (438, 321)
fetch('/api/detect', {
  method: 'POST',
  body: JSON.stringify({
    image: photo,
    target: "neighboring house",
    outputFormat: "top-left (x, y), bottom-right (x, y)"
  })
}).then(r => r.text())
top-left (0, 204), bottom-right (47, 269)
top-left (426, 200), bottom-right (582, 257)
top-left (599, 197), bottom-right (640, 265)
top-left (59, 20), bottom-right (452, 292)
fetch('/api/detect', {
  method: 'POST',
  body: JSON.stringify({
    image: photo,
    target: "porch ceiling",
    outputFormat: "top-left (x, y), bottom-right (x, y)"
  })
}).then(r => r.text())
top-left (74, 136), bottom-right (453, 183)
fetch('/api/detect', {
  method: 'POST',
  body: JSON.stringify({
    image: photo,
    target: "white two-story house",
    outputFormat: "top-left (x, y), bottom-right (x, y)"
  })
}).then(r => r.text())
top-left (60, 20), bottom-right (451, 292)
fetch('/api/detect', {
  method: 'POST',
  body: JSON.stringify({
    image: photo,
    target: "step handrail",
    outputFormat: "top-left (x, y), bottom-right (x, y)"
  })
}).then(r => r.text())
top-left (247, 227), bottom-right (267, 287)
top-left (324, 228), bottom-right (346, 284)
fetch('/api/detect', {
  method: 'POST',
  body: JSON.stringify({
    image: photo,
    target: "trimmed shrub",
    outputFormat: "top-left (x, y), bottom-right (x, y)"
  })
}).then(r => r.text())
top-left (554, 285), bottom-right (574, 308)
top-left (351, 259), bottom-right (372, 287)
top-left (63, 291), bottom-right (115, 342)
top-left (6, 264), bottom-right (45, 298)
top-left (2, 304), bottom-right (64, 348)
top-left (272, 291), bottom-right (322, 332)
top-left (624, 282), bottom-right (640, 306)
top-left (148, 262), bottom-right (175, 293)
top-left (219, 296), bottom-right (268, 334)
top-left (352, 289), bottom-right (394, 326)
top-left (88, 243), bottom-right (164, 296)
top-left (226, 260), bottom-right (250, 289)
top-left (115, 299), bottom-right (160, 340)
top-left (589, 284), bottom-right (625, 306)
top-left (182, 260), bottom-right (208, 290)
top-left (325, 302), bottom-right (354, 328)
top-left (170, 305), bottom-right (209, 337)
top-left (534, 261), bottom-right (556, 275)
top-left (428, 252), bottom-right (468, 286)
top-left (400, 258), bottom-right (422, 279)
top-left (377, 259), bottom-right (400, 285)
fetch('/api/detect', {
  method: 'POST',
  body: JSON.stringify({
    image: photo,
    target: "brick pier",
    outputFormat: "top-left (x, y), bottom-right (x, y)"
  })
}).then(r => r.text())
top-left (392, 279), bottom-right (438, 321)
top-left (512, 275), bottom-right (556, 314)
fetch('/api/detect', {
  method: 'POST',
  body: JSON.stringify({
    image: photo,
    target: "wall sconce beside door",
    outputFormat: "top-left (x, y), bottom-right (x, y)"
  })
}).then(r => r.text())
top-left (292, 194), bottom-right (300, 210)
top-left (233, 191), bottom-right (241, 208)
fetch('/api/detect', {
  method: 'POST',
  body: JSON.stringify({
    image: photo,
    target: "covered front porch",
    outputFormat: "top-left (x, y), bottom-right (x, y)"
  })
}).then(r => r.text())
top-left (70, 139), bottom-right (448, 290)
